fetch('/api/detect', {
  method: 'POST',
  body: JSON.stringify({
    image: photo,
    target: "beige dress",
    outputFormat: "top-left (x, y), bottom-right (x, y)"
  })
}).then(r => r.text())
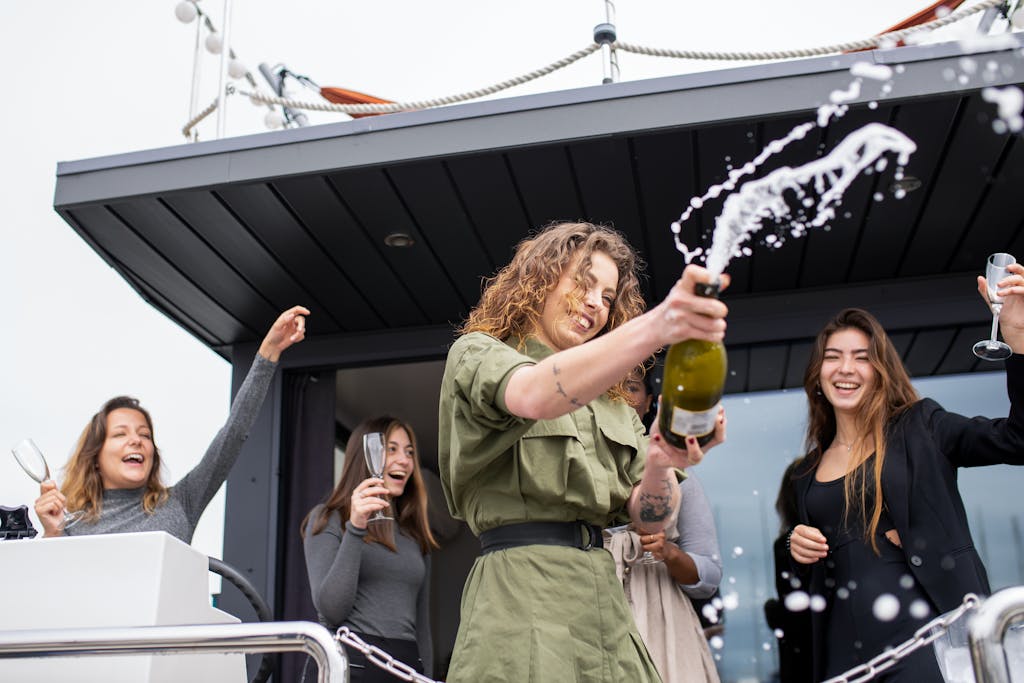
top-left (606, 524), bottom-right (721, 683)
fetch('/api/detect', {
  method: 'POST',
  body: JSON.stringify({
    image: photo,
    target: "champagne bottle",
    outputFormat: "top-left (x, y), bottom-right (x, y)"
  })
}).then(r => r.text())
top-left (658, 281), bottom-right (727, 448)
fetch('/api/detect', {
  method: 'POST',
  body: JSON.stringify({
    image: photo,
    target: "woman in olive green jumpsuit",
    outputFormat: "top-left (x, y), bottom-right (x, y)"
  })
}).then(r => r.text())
top-left (438, 222), bottom-right (729, 683)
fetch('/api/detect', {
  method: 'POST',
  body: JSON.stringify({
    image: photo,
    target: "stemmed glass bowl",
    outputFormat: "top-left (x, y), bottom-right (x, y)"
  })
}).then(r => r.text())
top-left (973, 253), bottom-right (1016, 361)
top-left (362, 432), bottom-right (392, 523)
top-left (11, 438), bottom-right (83, 530)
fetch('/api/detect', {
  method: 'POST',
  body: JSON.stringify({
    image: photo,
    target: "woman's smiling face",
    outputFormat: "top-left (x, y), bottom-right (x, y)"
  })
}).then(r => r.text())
top-left (96, 408), bottom-right (155, 489)
top-left (382, 426), bottom-right (415, 498)
top-left (533, 250), bottom-right (618, 352)
top-left (819, 327), bottom-right (877, 416)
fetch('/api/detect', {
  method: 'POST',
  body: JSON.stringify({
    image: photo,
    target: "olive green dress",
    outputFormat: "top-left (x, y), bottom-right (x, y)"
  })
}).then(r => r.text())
top-left (439, 332), bottom-right (662, 683)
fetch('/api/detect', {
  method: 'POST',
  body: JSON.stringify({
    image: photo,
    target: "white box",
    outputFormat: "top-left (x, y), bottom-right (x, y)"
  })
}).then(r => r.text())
top-left (0, 531), bottom-right (246, 682)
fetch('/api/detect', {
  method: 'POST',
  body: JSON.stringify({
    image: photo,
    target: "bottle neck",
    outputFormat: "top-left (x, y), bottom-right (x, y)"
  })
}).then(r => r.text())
top-left (694, 280), bottom-right (721, 299)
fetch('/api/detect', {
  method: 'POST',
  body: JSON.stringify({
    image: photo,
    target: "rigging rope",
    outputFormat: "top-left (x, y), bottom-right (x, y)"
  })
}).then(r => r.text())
top-left (183, 0), bottom-right (1009, 137)
top-left (239, 44), bottom-right (601, 115)
top-left (617, 0), bottom-right (1004, 60)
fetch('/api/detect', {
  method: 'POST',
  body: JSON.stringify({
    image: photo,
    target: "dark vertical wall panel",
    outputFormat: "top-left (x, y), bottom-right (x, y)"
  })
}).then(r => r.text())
top-left (274, 175), bottom-right (425, 327)
top-left (387, 161), bottom-right (495, 306)
top-left (902, 96), bottom-right (1008, 277)
top-left (632, 131), bottom-right (700, 300)
top-left (506, 146), bottom-right (584, 228)
top-left (163, 191), bottom-right (333, 332)
top-left (801, 106), bottom-right (890, 288)
top-left (113, 197), bottom-right (275, 334)
top-left (850, 98), bottom-right (960, 281)
top-left (327, 170), bottom-right (465, 320)
top-left (218, 184), bottom-right (380, 330)
top-left (446, 155), bottom-right (532, 266)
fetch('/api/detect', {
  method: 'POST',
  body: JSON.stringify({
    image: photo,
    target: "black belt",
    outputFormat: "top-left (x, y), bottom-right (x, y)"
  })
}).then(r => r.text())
top-left (478, 520), bottom-right (604, 554)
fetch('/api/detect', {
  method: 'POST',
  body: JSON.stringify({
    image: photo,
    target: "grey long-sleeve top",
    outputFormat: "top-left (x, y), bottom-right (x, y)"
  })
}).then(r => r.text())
top-left (65, 353), bottom-right (276, 543)
top-left (303, 506), bottom-right (433, 677)
top-left (674, 472), bottom-right (723, 599)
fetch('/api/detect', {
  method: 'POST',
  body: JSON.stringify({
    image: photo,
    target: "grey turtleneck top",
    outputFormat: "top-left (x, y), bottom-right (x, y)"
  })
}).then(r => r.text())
top-left (65, 353), bottom-right (276, 543)
top-left (303, 507), bottom-right (433, 677)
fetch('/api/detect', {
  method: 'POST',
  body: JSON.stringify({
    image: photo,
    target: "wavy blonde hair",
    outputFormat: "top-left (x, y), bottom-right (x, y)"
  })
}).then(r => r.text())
top-left (461, 222), bottom-right (648, 398)
top-left (62, 396), bottom-right (169, 521)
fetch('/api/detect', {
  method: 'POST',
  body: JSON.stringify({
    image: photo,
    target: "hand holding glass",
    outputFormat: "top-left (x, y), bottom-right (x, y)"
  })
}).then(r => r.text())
top-left (635, 528), bottom-right (663, 565)
top-left (362, 432), bottom-right (392, 523)
top-left (973, 253), bottom-right (1016, 361)
top-left (11, 438), bottom-right (84, 530)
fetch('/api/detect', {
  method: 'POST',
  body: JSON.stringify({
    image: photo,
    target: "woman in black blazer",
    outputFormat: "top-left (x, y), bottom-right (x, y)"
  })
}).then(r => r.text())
top-left (787, 261), bottom-right (1024, 682)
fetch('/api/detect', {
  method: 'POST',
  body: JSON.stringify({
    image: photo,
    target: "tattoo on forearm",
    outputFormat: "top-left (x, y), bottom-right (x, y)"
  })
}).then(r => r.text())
top-left (638, 479), bottom-right (674, 524)
top-left (553, 366), bottom-right (581, 406)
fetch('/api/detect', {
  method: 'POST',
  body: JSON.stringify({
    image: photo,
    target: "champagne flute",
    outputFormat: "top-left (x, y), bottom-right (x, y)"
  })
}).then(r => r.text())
top-left (973, 253), bottom-right (1016, 361)
top-left (11, 438), bottom-right (84, 530)
top-left (362, 432), bottom-right (392, 523)
top-left (634, 527), bottom-right (663, 565)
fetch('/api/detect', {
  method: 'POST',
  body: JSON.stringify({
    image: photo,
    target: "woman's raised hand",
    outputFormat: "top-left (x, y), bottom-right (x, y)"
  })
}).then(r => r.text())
top-left (349, 477), bottom-right (391, 529)
top-left (34, 480), bottom-right (67, 537)
top-left (789, 524), bottom-right (829, 565)
top-left (652, 265), bottom-right (730, 349)
top-left (258, 306), bottom-right (311, 362)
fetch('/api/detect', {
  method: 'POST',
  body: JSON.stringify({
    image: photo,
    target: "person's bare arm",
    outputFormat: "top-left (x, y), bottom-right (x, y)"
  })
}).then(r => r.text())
top-left (504, 266), bottom-right (728, 420)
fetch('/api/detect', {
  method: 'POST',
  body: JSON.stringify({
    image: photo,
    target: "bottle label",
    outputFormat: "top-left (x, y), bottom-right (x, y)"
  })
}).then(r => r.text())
top-left (669, 403), bottom-right (719, 438)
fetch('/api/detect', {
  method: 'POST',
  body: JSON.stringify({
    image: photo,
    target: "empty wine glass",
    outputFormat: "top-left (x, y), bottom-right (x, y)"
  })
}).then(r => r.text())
top-left (362, 432), bottom-right (392, 523)
top-left (973, 253), bottom-right (1017, 361)
top-left (11, 438), bottom-right (84, 530)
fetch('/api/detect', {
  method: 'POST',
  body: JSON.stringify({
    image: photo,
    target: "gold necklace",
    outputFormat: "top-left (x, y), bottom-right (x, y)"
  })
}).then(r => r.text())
top-left (832, 439), bottom-right (854, 453)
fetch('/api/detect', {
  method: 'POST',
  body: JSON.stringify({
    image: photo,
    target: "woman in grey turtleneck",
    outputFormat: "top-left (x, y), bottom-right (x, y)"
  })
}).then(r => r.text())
top-left (302, 416), bottom-right (438, 681)
top-left (33, 306), bottom-right (309, 542)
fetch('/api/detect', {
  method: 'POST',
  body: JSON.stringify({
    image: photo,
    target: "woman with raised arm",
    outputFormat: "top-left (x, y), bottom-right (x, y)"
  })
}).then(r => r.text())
top-left (438, 221), bottom-right (729, 682)
top-left (787, 262), bottom-right (1024, 682)
top-left (302, 416), bottom-right (437, 682)
top-left (33, 306), bottom-right (309, 542)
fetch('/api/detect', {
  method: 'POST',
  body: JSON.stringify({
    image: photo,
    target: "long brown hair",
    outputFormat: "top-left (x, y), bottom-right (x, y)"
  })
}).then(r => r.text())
top-left (801, 308), bottom-right (919, 552)
top-left (302, 416), bottom-right (437, 554)
top-left (460, 221), bottom-right (648, 399)
top-left (62, 396), bottom-right (169, 521)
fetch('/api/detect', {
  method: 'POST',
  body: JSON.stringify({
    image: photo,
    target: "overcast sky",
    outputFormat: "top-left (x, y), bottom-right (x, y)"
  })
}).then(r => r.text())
top-left (0, 0), bottom-right (994, 562)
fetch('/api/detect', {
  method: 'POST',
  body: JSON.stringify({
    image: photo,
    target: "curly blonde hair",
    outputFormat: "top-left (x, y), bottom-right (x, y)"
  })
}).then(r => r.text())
top-left (461, 221), bottom-right (648, 398)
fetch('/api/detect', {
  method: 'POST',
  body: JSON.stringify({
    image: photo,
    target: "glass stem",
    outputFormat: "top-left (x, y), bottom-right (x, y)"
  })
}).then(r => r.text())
top-left (990, 306), bottom-right (1002, 346)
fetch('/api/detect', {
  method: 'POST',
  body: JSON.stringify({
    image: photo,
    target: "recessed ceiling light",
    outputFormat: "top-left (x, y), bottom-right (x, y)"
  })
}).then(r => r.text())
top-left (384, 232), bottom-right (415, 248)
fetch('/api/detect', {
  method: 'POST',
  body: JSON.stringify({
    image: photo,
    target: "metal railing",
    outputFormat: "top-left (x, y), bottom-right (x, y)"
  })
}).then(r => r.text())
top-left (970, 585), bottom-right (1024, 683)
top-left (0, 621), bottom-right (347, 683)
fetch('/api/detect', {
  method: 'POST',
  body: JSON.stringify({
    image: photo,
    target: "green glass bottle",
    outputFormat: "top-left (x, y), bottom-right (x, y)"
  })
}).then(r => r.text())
top-left (658, 281), bottom-right (727, 448)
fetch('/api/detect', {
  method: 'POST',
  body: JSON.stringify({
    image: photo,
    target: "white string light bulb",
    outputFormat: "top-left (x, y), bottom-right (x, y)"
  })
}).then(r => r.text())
top-left (264, 111), bottom-right (284, 129)
top-left (204, 33), bottom-right (223, 55)
top-left (228, 59), bottom-right (247, 80)
top-left (174, 1), bottom-right (198, 23)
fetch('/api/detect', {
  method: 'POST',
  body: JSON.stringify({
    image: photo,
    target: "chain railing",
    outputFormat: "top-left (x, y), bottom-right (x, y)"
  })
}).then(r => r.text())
top-left (335, 627), bottom-right (441, 683)
top-left (333, 593), bottom-right (990, 683)
top-left (822, 593), bottom-right (981, 683)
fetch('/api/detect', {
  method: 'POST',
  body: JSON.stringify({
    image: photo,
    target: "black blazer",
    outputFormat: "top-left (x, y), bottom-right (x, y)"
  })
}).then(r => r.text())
top-left (793, 355), bottom-right (1024, 677)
